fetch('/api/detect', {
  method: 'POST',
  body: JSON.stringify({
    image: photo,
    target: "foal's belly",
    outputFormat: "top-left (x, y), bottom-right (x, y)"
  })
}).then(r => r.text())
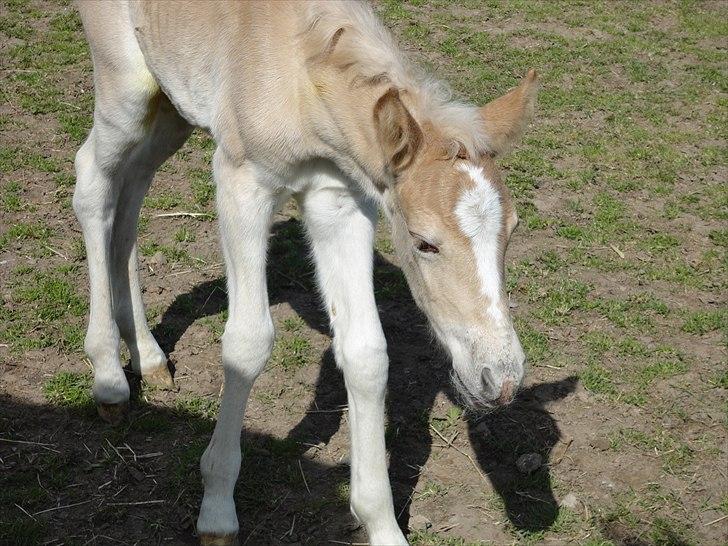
top-left (128, 1), bottom-right (230, 131)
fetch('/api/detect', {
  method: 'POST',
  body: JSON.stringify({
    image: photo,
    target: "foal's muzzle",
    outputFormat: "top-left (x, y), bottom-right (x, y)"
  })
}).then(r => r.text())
top-left (481, 368), bottom-right (517, 406)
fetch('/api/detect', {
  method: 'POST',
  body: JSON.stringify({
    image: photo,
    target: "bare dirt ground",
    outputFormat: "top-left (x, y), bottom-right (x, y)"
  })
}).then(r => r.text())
top-left (1, 1), bottom-right (726, 545)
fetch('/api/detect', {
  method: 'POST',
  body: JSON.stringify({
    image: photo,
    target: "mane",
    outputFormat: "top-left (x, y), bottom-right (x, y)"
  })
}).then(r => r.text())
top-left (302, 1), bottom-right (491, 158)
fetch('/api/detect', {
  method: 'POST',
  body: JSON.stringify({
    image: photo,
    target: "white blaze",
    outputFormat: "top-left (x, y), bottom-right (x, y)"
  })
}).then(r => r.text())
top-left (454, 162), bottom-right (505, 322)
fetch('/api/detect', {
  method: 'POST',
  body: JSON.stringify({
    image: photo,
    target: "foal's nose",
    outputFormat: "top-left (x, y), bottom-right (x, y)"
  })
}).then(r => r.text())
top-left (481, 369), bottom-right (515, 406)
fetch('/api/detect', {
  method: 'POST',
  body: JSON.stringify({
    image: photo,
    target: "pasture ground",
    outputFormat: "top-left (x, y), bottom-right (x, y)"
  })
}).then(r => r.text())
top-left (1, 0), bottom-right (726, 545)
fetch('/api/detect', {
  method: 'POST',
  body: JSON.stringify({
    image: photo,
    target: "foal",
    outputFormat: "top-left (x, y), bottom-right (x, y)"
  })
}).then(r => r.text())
top-left (74, 1), bottom-right (538, 544)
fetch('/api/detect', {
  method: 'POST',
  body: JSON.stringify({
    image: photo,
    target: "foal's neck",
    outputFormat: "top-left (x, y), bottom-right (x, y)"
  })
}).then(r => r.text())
top-left (304, 69), bottom-right (397, 197)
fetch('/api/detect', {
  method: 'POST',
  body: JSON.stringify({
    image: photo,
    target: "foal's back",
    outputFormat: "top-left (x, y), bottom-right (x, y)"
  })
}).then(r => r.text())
top-left (78, 1), bottom-right (310, 152)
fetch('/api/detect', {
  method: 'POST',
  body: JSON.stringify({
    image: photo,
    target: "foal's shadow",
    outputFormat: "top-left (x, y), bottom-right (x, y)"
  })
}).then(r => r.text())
top-left (151, 218), bottom-right (577, 536)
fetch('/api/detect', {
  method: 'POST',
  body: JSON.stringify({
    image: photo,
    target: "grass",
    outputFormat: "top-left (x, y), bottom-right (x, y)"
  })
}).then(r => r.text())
top-left (174, 395), bottom-right (219, 432)
top-left (610, 428), bottom-right (694, 473)
top-left (189, 168), bottom-right (215, 208)
top-left (513, 317), bottom-right (551, 364)
top-left (174, 394), bottom-right (219, 421)
top-left (144, 191), bottom-right (186, 211)
top-left (1, 180), bottom-right (24, 213)
top-left (430, 406), bottom-right (463, 434)
top-left (601, 485), bottom-right (698, 546)
top-left (682, 309), bottom-right (726, 336)
top-left (409, 530), bottom-right (485, 546)
top-left (0, 520), bottom-right (46, 546)
top-left (415, 480), bottom-right (446, 501)
top-left (1, 267), bottom-right (87, 352)
top-left (43, 371), bottom-right (94, 410)
top-left (580, 364), bottom-right (616, 397)
top-left (0, 222), bottom-right (52, 252)
top-left (579, 329), bottom-right (690, 406)
top-left (170, 438), bottom-right (208, 492)
top-left (174, 226), bottom-right (195, 243)
top-left (271, 334), bottom-right (314, 371)
top-left (139, 241), bottom-right (195, 265)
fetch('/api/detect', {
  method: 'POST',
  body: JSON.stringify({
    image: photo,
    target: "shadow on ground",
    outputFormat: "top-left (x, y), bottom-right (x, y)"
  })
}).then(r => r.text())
top-left (0, 392), bottom-right (357, 545)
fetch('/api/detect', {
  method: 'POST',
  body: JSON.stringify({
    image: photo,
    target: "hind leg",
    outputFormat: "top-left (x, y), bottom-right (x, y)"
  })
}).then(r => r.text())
top-left (74, 127), bottom-right (131, 422)
top-left (110, 96), bottom-right (192, 389)
top-left (74, 37), bottom-right (190, 421)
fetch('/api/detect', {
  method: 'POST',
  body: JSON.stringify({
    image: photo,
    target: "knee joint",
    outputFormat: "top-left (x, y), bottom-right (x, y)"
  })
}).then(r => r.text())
top-left (221, 320), bottom-right (274, 377)
top-left (349, 485), bottom-right (389, 525)
top-left (73, 150), bottom-right (93, 216)
top-left (338, 339), bottom-right (388, 392)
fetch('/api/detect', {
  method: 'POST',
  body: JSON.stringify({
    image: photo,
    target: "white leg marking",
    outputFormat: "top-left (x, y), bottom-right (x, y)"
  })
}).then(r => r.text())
top-left (300, 165), bottom-right (408, 546)
top-left (197, 155), bottom-right (279, 540)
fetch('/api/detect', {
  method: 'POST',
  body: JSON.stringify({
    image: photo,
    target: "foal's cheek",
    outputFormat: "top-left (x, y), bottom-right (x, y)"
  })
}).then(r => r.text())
top-left (429, 261), bottom-right (474, 317)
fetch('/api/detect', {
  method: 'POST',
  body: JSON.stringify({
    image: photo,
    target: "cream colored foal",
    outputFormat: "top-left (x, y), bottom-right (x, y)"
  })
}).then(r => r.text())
top-left (74, 1), bottom-right (538, 544)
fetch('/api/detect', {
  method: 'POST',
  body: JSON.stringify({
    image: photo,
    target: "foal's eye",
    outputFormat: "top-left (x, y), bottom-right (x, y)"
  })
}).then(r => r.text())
top-left (410, 232), bottom-right (439, 254)
top-left (417, 240), bottom-right (439, 254)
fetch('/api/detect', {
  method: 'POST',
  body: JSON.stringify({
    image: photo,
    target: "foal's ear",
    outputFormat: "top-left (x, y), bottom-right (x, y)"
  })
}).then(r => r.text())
top-left (374, 88), bottom-right (423, 175)
top-left (480, 69), bottom-right (539, 156)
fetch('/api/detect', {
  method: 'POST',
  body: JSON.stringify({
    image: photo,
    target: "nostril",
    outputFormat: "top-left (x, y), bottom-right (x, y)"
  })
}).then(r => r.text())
top-left (498, 380), bottom-right (514, 405)
top-left (481, 368), bottom-right (496, 396)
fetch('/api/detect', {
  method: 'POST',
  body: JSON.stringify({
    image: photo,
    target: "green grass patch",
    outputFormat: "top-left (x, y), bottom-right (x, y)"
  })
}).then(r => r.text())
top-left (139, 241), bottom-right (195, 265)
top-left (580, 364), bottom-right (616, 396)
top-left (189, 168), bottom-right (215, 208)
top-left (271, 333), bottom-right (314, 371)
top-left (682, 309), bottom-right (726, 335)
top-left (610, 428), bottom-right (694, 473)
top-left (43, 371), bottom-right (94, 411)
top-left (170, 438), bottom-right (207, 493)
top-left (0, 222), bottom-right (52, 251)
top-left (1, 180), bottom-right (24, 213)
top-left (174, 226), bottom-right (196, 243)
top-left (526, 278), bottom-right (590, 325)
top-left (144, 191), bottom-right (186, 211)
top-left (514, 317), bottom-right (551, 364)
top-left (1, 267), bottom-right (87, 352)
top-left (409, 530), bottom-right (483, 546)
top-left (374, 266), bottom-right (410, 300)
top-left (0, 518), bottom-right (46, 546)
top-left (280, 315), bottom-right (305, 332)
top-left (130, 412), bottom-right (171, 434)
top-left (430, 406), bottom-right (463, 435)
top-left (264, 436), bottom-right (300, 459)
top-left (708, 229), bottom-right (728, 248)
top-left (708, 370), bottom-right (728, 389)
top-left (175, 395), bottom-right (219, 420)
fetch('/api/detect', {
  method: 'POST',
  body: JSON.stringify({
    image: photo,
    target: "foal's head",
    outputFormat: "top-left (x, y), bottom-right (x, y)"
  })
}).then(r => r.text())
top-left (376, 71), bottom-right (539, 410)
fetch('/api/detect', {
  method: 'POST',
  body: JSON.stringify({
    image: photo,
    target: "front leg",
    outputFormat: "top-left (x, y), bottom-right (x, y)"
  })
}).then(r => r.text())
top-left (299, 171), bottom-right (408, 545)
top-left (197, 156), bottom-right (281, 545)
